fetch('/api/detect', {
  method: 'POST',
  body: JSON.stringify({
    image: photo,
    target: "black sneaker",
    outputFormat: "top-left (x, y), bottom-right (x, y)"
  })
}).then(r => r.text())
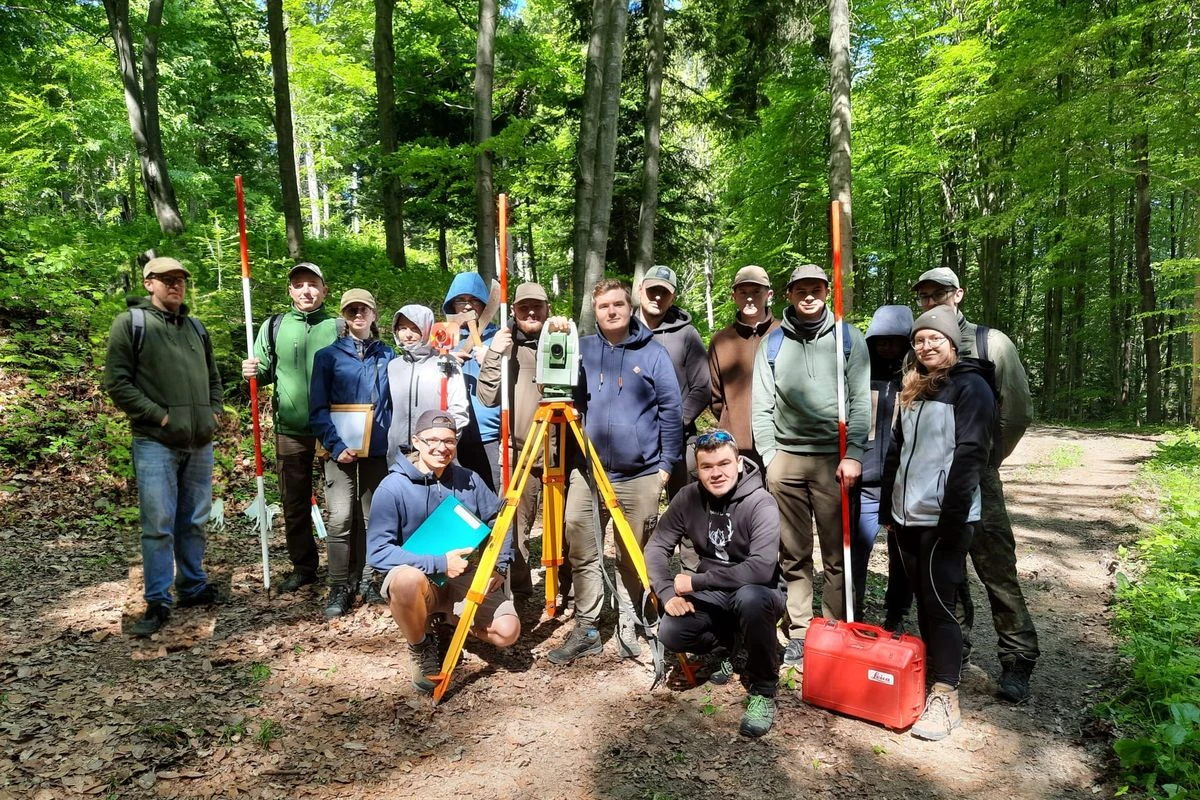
top-left (177, 585), bottom-right (219, 608)
top-left (708, 657), bottom-right (735, 685)
top-left (997, 659), bottom-right (1034, 703)
top-left (409, 631), bottom-right (442, 695)
top-left (324, 585), bottom-right (354, 619)
top-left (547, 625), bottom-right (603, 665)
top-left (361, 580), bottom-right (386, 606)
top-left (280, 570), bottom-right (318, 593)
top-left (131, 604), bottom-right (170, 637)
top-left (782, 637), bottom-right (805, 669)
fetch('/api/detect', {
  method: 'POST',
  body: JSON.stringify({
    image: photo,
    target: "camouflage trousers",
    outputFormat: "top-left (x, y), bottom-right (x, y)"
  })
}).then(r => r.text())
top-left (956, 465), bottom-right (1040, 668)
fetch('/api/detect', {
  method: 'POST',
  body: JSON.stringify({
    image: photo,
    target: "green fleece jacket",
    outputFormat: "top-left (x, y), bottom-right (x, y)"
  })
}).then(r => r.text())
top-left (750, 307), bottom-right (870, 465)
top-left (251, 306), bottom-right (338, 436)
top-left (104, 296), bottom-right (223, 449)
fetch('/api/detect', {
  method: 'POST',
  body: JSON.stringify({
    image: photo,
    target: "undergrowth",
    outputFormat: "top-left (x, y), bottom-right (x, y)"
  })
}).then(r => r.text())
top-left (1102, 432), bottom-right (1200, 798)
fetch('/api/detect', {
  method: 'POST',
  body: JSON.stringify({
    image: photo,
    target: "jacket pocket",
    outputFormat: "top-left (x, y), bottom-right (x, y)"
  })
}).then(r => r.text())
top-left (605, 422), bottom-right (646, 474)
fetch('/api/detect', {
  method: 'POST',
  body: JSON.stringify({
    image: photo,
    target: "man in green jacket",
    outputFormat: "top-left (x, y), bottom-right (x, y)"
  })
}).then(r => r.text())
top-left (104, 256), bottom-right (224, 636)
top-left (751, 264), bottom-right (870, 668)
top-left (241, 263), bottom-right (339, 594)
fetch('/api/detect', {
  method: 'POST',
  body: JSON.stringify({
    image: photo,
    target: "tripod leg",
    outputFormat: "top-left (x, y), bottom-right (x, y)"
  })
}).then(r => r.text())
top-left (541, 419), bottom-right (566, 617)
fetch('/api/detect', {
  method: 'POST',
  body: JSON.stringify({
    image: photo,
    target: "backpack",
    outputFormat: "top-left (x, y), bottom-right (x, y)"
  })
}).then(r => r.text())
top-left (969, 324), bottom-right (1005, 466)
top-left (265, 313), bottom-right (285, 364)
top-left (765, 321), bottom-right (853, 375)
top-left (129, 306), bottom-right (210, 380)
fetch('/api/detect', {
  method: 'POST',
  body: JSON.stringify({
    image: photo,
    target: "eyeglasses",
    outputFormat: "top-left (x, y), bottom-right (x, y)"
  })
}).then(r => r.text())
top-left (916, 288), bottom-right (952, 303)
top-left (696, 430), bottom-right (737, 449)
top-left (415, 434), bottom-right (457, 450)
top-left (154, 275), bottom-right (188, 288)
top-left (913, 335), bottom-right (949, 351)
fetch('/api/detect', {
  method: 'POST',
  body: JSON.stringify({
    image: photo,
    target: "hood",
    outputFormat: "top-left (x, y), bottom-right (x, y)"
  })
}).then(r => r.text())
top-left (645, 305), bottom-right (693, 333)
top-left (442, 272), bottom-right (489, 313)
top-left (603, 314), bottom-right (655, 348)
top-left (127, 294), bottom-right (191, 320)
top-left (392, 304), bottom-right (434, 343)
top-left (700, 456), bottom-right (765, 504)
top-left (779, 305), bottom-right (834, 337)
top-left (949, 358), bottom-right (990, 381)
top-left (392, 453), bottom-right (436, 483)
top-left (865, 305), bottom-right (914, 339)
top-left (734, 308), bottom-right (775, 336)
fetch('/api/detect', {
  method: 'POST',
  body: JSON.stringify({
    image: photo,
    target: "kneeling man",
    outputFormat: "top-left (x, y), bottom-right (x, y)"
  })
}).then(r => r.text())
top-left (367, 410), bottom-right (520, 694)
top-left (645, 430), bottom-right (784, 737)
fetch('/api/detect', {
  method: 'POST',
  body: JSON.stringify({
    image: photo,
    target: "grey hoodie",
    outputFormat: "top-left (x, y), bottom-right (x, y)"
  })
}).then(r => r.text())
top-left (641, 306), bottom-right (711, 430)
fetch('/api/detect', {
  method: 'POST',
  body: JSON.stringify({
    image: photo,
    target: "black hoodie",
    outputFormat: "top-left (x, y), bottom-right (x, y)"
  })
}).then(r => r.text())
top-left (645, 458), bottom-right (781, 603)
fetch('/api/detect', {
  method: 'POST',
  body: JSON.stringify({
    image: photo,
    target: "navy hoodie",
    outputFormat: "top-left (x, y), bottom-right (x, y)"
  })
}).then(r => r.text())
top-left (366, 456), bottom-right (510, 575)
top-left (309, 335), bottom-right (395, 460)
top-left (442, 272), bottom-right (500, 442)
top-left (576, 316), bottom-right (683, 482)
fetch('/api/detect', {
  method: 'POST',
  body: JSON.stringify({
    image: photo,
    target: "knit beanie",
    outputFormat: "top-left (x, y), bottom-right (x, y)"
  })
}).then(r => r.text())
top-left (911, 304), bottom-right (960, 348)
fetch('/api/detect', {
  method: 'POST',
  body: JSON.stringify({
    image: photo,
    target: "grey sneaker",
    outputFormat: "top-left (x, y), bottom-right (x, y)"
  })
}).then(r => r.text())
top-left (911, 682), bottom-right (962, 741)
top-left (547, 625), bottom-right (603, 665)
top-left (616, 612), bottom-right (641, 659)
top-left (739, 694), bottom-right (777, 737)
top-left (782, 637), bottom-right (804, 669)
top-left (408, 631), bottom-right (442, 695)
top-left (997, 659), bottom-right (1034, 703)
top-left (324, 584), bottom-right (354, 618)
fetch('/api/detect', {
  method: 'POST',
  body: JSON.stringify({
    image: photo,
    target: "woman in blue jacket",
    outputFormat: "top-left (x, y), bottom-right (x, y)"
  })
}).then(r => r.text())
top-left (310, 289), bottom-right (396, 618)
top-left (879, 305), bottom-right (995, 742)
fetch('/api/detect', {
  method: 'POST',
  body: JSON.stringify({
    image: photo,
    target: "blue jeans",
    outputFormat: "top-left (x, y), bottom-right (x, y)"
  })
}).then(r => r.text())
top-left (133, 437), bottom-right (213, 606)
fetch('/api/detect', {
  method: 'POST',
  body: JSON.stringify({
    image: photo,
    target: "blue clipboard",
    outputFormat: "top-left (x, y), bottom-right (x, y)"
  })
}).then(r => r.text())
top-left (401, 495), bottom-right (491, 557)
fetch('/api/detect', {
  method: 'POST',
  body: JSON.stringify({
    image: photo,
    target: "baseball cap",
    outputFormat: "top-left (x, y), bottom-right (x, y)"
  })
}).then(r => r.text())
top-left (732, 265), bottom-right (771, 288)
top-left (514, 282), bottom-right (549, 304)
top-left (911, 267), bottom-right (960, 290)
top-left (414, 409), bottom-right (458, 435)
top-left (642, 265), bottom-right (677, 291)
top-left (289, 262), bottom-right (325, 282)
top-left (786, 264), bottom-right (829, 287)
top-left (143, 256), bottom-right (191, 279)
top-left (339, 288), bottom-right (376, 311)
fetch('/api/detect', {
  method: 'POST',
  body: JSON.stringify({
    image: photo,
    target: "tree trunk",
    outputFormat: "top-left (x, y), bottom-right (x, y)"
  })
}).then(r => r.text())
top-left (1192, 203), bottom-right (1200, 426)
top-left (633, 0), bottom-right (664, 288)
top-left (828, 0), bottom-right (854, 313)
top-left (1133, 23), bottom-right (1160, 423)
top-left (103, 0), bottom-right (183, 235)
top-left (267, 0), bottom-right (304, 259)
top-left (374, 0), bottom-right (407, 269)
top-left (572, 0), bottom-right (611, 322)
top-left (527, 218), bottom-right (538, 283)
top-left (305, 143), bottom-right (321, 239)
top-left (439, 221), bottom-right (450, 272)
top-left (474, 0), bottom-right (498, 281)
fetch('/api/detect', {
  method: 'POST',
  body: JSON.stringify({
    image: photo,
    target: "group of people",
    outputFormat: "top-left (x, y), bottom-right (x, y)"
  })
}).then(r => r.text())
top-left (103, 252), bottom-right (1037, 743)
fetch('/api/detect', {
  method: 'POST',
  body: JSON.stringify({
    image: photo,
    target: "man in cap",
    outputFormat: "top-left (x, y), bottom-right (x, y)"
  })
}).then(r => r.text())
top-left (752, 264), bottom-right (870, 668)
top-left (241, 263), bottom-right (339, 594)
top-left (708, 265), bottom-right (780, 468)
top-left (636, 265), bottom-right (710, 499)
top-left (104, 255), bottom-right (224, 636)
top-left (367, 409), bottom-right (518, 694)
top-left (477, 282), bottom-right (553, 602)
top-left (912, 267), bottom-right (1038, 702)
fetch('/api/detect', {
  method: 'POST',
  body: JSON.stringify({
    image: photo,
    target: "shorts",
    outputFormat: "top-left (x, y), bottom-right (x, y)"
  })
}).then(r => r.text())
top-left (381, 565), bottom-right (517, 627)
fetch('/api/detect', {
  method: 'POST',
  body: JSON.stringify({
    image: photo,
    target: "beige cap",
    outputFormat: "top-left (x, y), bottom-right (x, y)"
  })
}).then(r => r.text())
top-left (513, 282), bottom-right (549, 304)
top-left (339, 288), bottom-right (376, 311)
top-left (143, 256), bottom-right (191, 279)
top-left (732, 265), bottom-right (771, 288)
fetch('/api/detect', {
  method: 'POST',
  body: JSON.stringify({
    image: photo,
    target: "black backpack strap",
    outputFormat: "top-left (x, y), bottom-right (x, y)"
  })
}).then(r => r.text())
top-left (975, 324), bottom-right (989, 363)
top-left (266, 313), bottom-right (283, 364)
top-left (129, 307), bottom-right (145, 381)
top-left (841, 321), bottom-right (853, 361)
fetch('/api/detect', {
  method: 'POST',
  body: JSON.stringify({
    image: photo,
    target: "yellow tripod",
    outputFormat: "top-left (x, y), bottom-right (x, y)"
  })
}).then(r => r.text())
top-left (430, 400), bottom-right (695, 702)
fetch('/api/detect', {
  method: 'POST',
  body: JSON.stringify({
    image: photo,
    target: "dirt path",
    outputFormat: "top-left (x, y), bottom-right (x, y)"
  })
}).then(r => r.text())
top-left (0, 426), bottom-right (1157, 799)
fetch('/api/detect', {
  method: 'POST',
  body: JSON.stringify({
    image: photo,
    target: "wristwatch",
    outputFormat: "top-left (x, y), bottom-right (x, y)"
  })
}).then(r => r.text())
top-left (495, 563), bottom-right (509, 577)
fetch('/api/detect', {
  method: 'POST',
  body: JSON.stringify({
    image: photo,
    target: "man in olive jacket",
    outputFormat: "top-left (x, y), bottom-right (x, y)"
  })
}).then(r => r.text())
top-left (241, 263), bottom-right (339, 594)
top-left (104, 256), bottom-right (224, 637)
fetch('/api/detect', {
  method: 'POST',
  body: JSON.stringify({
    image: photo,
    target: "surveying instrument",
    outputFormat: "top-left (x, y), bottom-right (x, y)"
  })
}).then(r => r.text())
top-left (430, 321), bottom-right (696, 702)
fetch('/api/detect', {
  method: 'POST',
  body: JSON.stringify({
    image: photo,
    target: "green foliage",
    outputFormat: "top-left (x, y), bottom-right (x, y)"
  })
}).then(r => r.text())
top-left (254, 718), bottom-right (283, 748)
top-left (1102, 431), bottom-right (1200, 797)
top-left (245, 662), bottom-right (271, 685)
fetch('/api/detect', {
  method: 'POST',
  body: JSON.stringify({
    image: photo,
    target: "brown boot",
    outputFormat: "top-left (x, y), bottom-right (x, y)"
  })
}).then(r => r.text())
top-left (911, 682), bottom-right (962, 741)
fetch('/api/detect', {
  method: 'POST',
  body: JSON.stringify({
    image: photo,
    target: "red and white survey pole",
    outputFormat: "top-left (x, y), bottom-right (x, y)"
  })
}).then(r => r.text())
top-left (497, 193), bottom-right (511, 493)
top-left (235, 176), bottom-right (271, 593)
top-left (831, 199), bottom-right (853, 623)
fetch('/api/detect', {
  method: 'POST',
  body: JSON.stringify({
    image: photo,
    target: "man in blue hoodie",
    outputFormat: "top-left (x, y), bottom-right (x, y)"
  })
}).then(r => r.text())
top-left (547, 279), bottom-right (683, 665)
top-left (442, 272), bottom-right (501, 492)
top-left (367, 410), bottom-right (518, 694)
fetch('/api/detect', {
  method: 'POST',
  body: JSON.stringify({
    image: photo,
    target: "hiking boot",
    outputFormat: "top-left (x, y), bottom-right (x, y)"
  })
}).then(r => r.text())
top-left (361, 579), bottom-right (386, 606)
top-left (280, 570), bottom-right (318, 593)
top-left (739, 694), bottom-right (777, 738)
top-left (177, 585), bottom-right (219, 608)
top-left (782, 638), bottom-right (805, 669)
top-left (616, 611), bottom-right (641, 659)
top-left (408, 631), bottom-right (442, 695)
top-left (708, 657), bottom-right (735, 686)
top-left (911, 682), bottom-right (962, 741)
top-left (997, 658), bottom-right (1034, 703)
top-left (324, 584), bottom-right (354, 619)
top-left (131, 603), bottom-right (170, 637)
top-left (547, 624), bottom-right (603, 665)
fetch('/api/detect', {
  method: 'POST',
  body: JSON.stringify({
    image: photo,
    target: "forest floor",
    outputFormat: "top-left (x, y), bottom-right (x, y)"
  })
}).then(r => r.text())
top-left (0, 425), bottom-right (1159, 800)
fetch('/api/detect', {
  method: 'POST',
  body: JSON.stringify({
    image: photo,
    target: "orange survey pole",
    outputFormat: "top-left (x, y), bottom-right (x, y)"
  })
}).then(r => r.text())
top-left (831, 199), bottom-right (852, 623)
top-left (498, 194), bottom-right (511, 493)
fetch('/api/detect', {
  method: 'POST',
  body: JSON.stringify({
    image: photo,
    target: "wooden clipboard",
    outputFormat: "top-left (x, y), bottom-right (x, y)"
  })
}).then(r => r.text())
top-left (329, 403), bottom-right (374, 457)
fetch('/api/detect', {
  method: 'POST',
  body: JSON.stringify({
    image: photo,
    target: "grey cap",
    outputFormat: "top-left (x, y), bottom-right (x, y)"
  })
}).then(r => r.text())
top-left (289, 262), bottom-right (325, 282)
top-left (911, 267), bottom-right (960, 290)
top-left (642, 265), bottom-right (677, 291)
top-left (732, 265), bottom-right (771, 288)
top-left (786, 264), bottom-right (829, 288)
top-left (414, 409), bottom-right (458, 434)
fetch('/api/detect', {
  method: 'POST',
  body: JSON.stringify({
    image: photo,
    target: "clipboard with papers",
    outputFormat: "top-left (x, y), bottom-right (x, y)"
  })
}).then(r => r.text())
top-left (401, 496), bottom-right (491, 558)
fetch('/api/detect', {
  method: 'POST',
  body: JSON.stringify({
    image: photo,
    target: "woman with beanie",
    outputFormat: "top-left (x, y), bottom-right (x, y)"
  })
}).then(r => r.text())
top-left (310, 290), bottom-right (396, 618)
top-left (879, 304), bottom-right (995, 741)
top-left (385, 304), bottom-right (470, 466)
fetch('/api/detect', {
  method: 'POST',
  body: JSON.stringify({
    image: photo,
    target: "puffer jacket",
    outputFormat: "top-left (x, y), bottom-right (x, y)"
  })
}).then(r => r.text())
top-left (309, 335), bottom-right (395, 460)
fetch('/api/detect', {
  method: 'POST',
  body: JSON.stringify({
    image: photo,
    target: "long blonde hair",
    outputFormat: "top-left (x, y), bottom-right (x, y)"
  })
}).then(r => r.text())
top-left (898, 350), bottom-right (959, 409)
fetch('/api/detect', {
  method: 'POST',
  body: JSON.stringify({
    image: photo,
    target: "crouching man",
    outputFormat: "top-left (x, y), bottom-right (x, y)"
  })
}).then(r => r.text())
top-left (366, 410), bottom-right (521, 694)
top-left (645, 430), bottom-right (784, 738)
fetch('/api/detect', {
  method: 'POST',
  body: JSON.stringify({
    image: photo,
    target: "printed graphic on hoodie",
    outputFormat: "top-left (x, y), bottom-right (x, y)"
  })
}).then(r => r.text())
top-left (708, 509), bottom-right (733, 563)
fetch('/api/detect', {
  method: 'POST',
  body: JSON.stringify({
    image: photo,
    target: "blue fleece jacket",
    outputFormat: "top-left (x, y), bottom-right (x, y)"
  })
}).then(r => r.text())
top-left (309, 335), bottom-right (396, 460)
top-left (576, 316), bottom-right (683, 482)
top-left (442, 272), bottom-right (500, 443)
top-left (366, 456), bottom-right (510, 575)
